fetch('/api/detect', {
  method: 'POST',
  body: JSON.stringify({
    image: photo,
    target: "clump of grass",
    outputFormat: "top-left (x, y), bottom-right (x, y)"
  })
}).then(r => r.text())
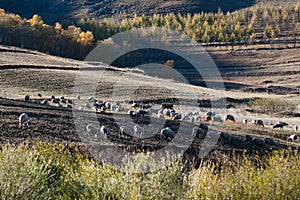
top-left (249, 98), bottom-right (296, 113)
top-left (187, 151), bottom-right (300, 199)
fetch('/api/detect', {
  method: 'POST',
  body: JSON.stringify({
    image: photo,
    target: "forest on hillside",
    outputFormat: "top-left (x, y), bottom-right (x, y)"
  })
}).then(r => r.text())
top-left (0, 2), bottom-right (300, 60)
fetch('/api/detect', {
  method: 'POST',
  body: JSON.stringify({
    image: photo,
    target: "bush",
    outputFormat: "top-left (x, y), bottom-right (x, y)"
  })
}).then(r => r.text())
top-left (0, 143), bottom-right (299, 199)
top-left (249, 98), bottom-right (296, 113)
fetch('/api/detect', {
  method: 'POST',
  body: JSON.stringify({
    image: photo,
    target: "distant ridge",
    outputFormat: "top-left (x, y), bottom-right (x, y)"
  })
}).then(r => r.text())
top-left (0, 0), bottom-right (255, 24)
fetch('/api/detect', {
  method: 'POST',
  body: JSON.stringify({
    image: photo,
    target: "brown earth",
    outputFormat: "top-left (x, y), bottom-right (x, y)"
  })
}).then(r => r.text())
top-left (0, 45), bottom-right (299, 168)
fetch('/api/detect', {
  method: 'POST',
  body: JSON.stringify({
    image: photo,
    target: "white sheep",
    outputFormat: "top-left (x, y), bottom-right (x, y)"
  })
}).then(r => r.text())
top-left (163, 108), bottom-right (171, 116)
top-left (287, 134), bottom-right (297, 142)
top-left (273, 121), bottom-right (288, 129)
top-left (56, 103), bottom-right (63, 108)
top-left (254, 119), bottom-right (264, 126)
top-left (86, 124), bottom-right (98, 137)
top-left (160, 127), bottom-right (175, 140)
top-left (293, 125), bottom-right (298, 132)
top-left (119, 126), bottom-right (134, 138)
top-left (41, 99), bottom-right (50, 105)
top-left (212, 115), bottom-right (223, 123)
top-left (100, 125), bottom-right (109, 139)
top-left (19, 113), bottom-right (29, 127)
top-left (133, 125), bottom-right (144, 138)
top-left (137, 109), bottom-right (149, 117)
top-left (243, 119), bottom-right (248, 124)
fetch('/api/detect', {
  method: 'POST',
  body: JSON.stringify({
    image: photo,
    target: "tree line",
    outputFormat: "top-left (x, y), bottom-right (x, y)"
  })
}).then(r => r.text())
top-left (0, 9), bottom-right (94, 59)
top-left (78, 2), bottom-right (300, 48)
top-left (0, 2), bottom-right (300, 60)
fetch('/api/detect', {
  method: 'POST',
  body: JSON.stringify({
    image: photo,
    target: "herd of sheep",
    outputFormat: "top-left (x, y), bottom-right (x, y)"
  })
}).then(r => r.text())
top-left (18, 94), bottom-right (298, 145)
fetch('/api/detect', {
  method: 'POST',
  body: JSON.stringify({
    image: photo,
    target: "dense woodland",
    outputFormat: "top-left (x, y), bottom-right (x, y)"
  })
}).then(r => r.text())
top-left (1, 2), bottom-right (300, 59)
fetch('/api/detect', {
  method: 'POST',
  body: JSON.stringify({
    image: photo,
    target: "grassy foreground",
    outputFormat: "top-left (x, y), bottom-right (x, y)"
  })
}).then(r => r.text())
top-left (0, 143), bottom-right (299, 199)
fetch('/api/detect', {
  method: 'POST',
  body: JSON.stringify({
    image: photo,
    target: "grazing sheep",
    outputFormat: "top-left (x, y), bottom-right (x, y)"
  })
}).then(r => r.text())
top-left (51, 98), bottom-right (60, 104)
top-left (82, 102), bottom-right (91, 109)
top-left (293, 125), bottom-right (298, 132)
top-left (160, 127), bottom-right (175, 140)
top-left (99, 106), bottom-right (106, 113)
top-left (66, 104), bottom-right (73, 109)
top-left (173, 114), bottom-right (182, 120)
top-left (100, 125), bottom-right (109, 139)
top-left (243, 119), bottom-right (248, 124)
top-left (104, 101), bottom-right (111, 109)
top-left (56, 103), bottom-right (63, 108)
top-left (212, 115), bottom-right (223, 123)
top-left (60, 99), bottom-right (67, 104)
top-left (170, 112), bottom-right (177, 117)
top-left (41, 99), bottom-right (50, 105)
top-left (19, 113), bottom-right (29, 127)
top-left (137, 109), bottom-right (149, 117)
top-left (25, 95), bottom-right (30, 102)
top-left (128, 110), bottom-right (137, 116)
top-left (119, 126), bottom-right (134, 137)
top-left (37, 93), bottom-right (42, 97)
top-left (225, 114), bottom-right (235, 122)
top-left (67, 99), bottom-right (74, 105)
top-left (131, 102), bottom-right (140, 108)
top-left (86, 124), bottom-right (98, 136)
top-left (254, 119), bottom-right (264, 126)
top-left (88, 97), bottom-right (95, 103)
top-left (206, 111), bottom-right (216, 116)
top-left (264, 137), bottom-right (277, 146)
top-left (111, 103), bottom-right (119, 113)
top-left (142, 104), bottom-right (152, 109)
top-left (273, 121), bottom-right (288, 129)
top-left (287, 134), bottom-right (297, 142)
top-left (133, 125), bottom-right (144, 138)
top-left (163, 109), bottom-right (171, 116)
top-left (181, 114), bottom-right (190, 121)
top-left (206, 115), bottom-right (212, 121)
top-left (192, 127), bottom-right (206, 139)
top-left (278, 121), bottom-right (289, 126)
top-left (272, 123), bottom-right (284, 129)
top-left (92, 106), bottom-right (98, 112)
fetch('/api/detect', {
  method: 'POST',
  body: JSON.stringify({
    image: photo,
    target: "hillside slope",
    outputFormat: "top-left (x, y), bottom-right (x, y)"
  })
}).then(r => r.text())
top-left (0, 0), bottom-right (255, 24)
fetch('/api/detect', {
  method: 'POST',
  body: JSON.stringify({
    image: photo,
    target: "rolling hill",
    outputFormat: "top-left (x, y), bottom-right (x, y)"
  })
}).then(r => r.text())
top-left (0, 0), bottom-right (256, 24)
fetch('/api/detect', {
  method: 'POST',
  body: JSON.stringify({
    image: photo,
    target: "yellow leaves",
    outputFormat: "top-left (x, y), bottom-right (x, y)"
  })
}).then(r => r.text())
top-left (77, 31), bottom-right (94, 45)
top-left (54, 22), bottom-right (62, 32)
top-left (295, 2), bottom-right (300, 13)
top-left (30, 14), bottom-right (44, 27)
